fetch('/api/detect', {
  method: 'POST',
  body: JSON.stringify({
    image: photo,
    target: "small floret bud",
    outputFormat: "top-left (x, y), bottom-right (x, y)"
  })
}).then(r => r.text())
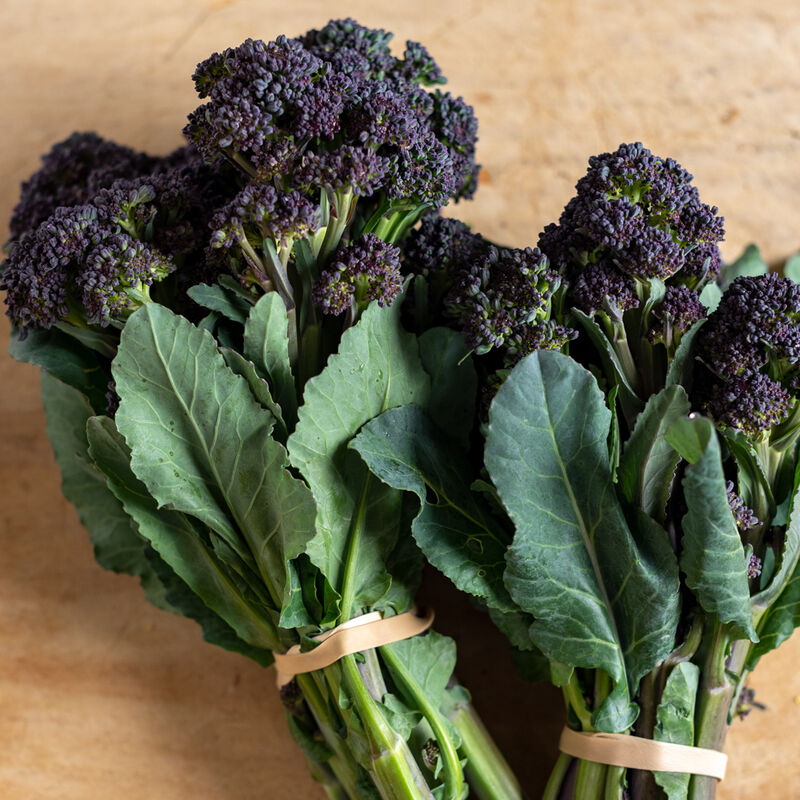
top-left (312, 234), bottom-right (402, 315)
top-left (726, 481), bottom-right (760, 532)
top-left (647, 286), bottom-right (706, 345)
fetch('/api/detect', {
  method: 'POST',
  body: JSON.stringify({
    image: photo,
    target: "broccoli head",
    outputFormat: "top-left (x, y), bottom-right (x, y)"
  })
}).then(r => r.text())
top-left (539, 142), bottom-right (725, 300)
top-left (697, 273), bottom-right (800, 437)
top-left (185, 20), bottom-right (480, 207)
top-left (312, 233), bottom-right (402, 317)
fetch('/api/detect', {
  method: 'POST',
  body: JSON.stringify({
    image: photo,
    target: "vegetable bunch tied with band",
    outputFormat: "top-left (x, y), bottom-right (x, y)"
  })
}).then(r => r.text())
top-left (353, 142), bottom-right (800, 800)
top-left (2, 19), bottom-right (523, 800)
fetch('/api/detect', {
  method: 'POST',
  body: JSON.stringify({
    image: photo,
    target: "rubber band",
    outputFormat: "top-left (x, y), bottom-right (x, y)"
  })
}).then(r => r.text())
top-left (559, 727), bottom-right (728, 780)
top-left (273, 607), bottom-right (435, 688)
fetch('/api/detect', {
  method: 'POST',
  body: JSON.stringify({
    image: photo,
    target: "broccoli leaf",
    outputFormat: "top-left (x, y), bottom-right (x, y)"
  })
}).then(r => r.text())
top-left (13, 327), bottom-right (110, 413)
top-left (287, 300), bottom-right (430, 612)
top-left (87, 414), bottom-right (278, 653)
top-left (351, 404), bottom-right (515, 613)
top-left (243, 292), bottom-right (298, 429)
top-left (619, 385), bottom-right (689, 523)
top-left (665, 319), bottom-right (704, 390)
top-left (747, 473), bottom-right (800, 668)
top-left (187, 282), bottom-right (251, 324)
top-left (417, 328), bottom-right (477, 448)
top-left (112, 303), bottom-right (316, 619)
top-left (485, 351), bottom-right (679, 732)
top-left (220, 347), bottom-right (287, 441)
top-left (784, 252), bottom-right (800, 284)
top-left (666, 416), bottom-right (757, 640)
top-left (40, 371), bottom-right (167, 607)
top-left (653, 662), bottom-right (699, 800)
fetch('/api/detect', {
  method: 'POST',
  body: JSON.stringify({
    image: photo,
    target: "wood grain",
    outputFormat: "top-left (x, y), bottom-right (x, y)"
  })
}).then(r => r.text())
top-left (1, 1), bottom-right (799, 798)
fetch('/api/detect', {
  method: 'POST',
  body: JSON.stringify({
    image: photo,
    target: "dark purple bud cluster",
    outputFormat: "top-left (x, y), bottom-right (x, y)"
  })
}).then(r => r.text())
top-left (697, 274), bottom-right (800, 437)
top-left (78, 233), bottom-right (174, 325)
top-left (293, 145), bottom-right (391, 198)
top-left (210, 183), bottom-right (320, 250)
top-left (402, 214), bottom-right (490, 281)
top-left (9, 132), bottom-right (157, 240)
top-left (2, 204), bottom-right (175, 333)
top-left (539, 142), bottom-right (725, 310)
top-left (312, 233), bottom-right (402, 315)
top-left (186, 19), bottom-right (479, 207)
top-left (647, 286), bottom-right (706, 344)
top-left (726, 481), bottom-right (760, 532)
top-left (747, 554), bottom-right (763, 580)
top-left (445, 245), bottom-right (569, 357)
top-left (570, 259), bottom-right (639, 315)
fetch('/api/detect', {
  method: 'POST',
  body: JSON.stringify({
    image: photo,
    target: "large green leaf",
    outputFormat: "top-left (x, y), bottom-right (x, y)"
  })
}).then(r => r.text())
top-left (112, 303), bottom-right (316, 614)
top-left (485, 351), bottom-right (679, 732)
top-left (417, 328), bottom-right (477, 448)
top-left (748, 478), bottom-right (800, 668)
top-left (13, 327), bottom-right (110, 412)
top-left (287, 300), bottom-right (430, 611)
top-left (40, 372), bottom-right (166, 606)
top-left (351, 405), bottom-right (514, 613)
top-left (653, 662), bottom-right (700, 800)
top-left (718, 244), bottom-right (767, 291)
top-left (619, 385), bottom-right (689, 522)
top-left (243, 292), bottom-right (298, 429)
top-left (666, 417), bottom-right (757, 640)
top-left (87, 415), bottom-right (278, 653)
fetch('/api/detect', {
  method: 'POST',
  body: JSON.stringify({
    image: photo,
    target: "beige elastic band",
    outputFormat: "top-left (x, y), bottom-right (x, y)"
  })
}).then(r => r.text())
top-left (273, 608), bottom-right (435, 688)
top-left (559, 728), bottom-right (728, 780)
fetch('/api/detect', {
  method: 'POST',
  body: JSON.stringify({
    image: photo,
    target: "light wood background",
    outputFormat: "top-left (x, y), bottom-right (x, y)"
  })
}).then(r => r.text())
top-left (2, 1), bottom-right (800, 798)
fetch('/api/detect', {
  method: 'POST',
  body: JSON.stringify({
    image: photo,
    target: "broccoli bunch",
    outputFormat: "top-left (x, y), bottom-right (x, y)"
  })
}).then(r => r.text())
top-left (697, 273), bottom-right (800, 440)
top-left (2, 146), bottom-right (232, 334)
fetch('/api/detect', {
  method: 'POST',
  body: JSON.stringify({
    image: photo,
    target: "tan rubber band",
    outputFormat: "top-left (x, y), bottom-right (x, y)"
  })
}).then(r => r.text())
top-left (273, 608), bottom-right (435, 688)
top-left (559, 728), bottom-right (728, 780)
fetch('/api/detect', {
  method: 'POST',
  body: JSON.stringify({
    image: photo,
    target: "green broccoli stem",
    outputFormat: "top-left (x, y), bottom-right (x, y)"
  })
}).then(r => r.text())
top-left (542, 753), bottom-right (573, 800)
top-left (381, 644), bottom-right (465, 800)
top-left (340, 654), bottom-right (436, 800)
top-left (446, 701), bottom-right (525, 800)
top-left (689, 620), bottom-right (749, 800)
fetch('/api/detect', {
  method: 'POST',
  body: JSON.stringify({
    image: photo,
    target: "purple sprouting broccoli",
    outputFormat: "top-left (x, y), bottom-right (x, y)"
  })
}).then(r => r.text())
top-left (185, 19), bottom-right (480, 257)
top-left (210, 183), bottom-right (321, 304)
top-left (726, 481), bottom-right (760, 532)
top-left (696, 273), bottom-right (800, 440)
top-left (312, 233), bottom-right (402, 321)
top-left (8, 132), bottom-right (158, 240)
top-left (1, 204), bottom-right (175, 334)
top-left (0, 143), bottom-right (232, 336)
top-left (537, 143), bottom-right (721, 407)
top-left (647, 285), bottom-right (706, 347)
top-left (446, 244), bottom-right (575, 363)
top-left (539, 142), bottom-right (724, 287)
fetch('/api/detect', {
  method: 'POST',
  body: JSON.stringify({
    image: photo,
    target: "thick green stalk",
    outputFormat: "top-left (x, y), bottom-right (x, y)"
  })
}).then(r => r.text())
top-left (575, 760), bottom-right (607, 800)
top-left (689, 625), bottom-right (749, 800)
top-left (341, 654), bottom-right (434, 800)
top-left (381, 645), bottom-right (465, 800)
top-left (447, 702), bottom-right (524, 800)
top-left (603, 766), bottom-right (626, 800)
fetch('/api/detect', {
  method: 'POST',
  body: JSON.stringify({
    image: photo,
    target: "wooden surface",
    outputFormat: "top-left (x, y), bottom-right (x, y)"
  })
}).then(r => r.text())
top-left (2, 1), bottom-right (800, 798)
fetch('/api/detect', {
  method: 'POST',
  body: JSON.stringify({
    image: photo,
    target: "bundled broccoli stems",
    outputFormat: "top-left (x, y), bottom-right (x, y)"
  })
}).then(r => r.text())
top-left (532, 148), bottom-right (800, 800)
top-left (3, 19), bottom-right (523, 800)
top-left (390, 145), bottom-right (800, 800)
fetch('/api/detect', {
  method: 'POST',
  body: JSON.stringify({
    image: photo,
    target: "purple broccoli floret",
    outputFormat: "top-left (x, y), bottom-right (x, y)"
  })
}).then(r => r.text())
top-left (647, 286), bottom-right (706, 345)
top-left (9, 132), bottom-right (157, 239)
top-left (539, 142), bottom-right (725, 305)
top-left (726, 481), bottom-right (760, 532)
top-left (696, 273), bottom-right (800, 438)
top-left (312, 233), bottom-right (402, 315)
top-left (445, 244), bottom-right (571, 359)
